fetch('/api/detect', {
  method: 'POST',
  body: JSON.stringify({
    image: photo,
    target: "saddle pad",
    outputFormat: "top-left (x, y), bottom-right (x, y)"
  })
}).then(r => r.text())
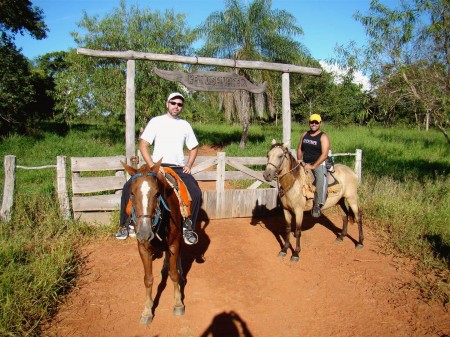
top-left (125, 168), bottom-right (192, 218)
top-left (303, 170), bottom-right (341, 198)
top-left (163, 167), bottom-right (191, 217)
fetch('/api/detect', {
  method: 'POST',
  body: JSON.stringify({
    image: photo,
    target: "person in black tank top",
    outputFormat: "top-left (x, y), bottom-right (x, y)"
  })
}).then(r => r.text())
top-left (296, 114), bottom-right (330, 218)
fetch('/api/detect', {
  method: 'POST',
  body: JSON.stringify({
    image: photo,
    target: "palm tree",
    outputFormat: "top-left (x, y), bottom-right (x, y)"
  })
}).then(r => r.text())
top-left (195, 0), bottom-right (310, 147)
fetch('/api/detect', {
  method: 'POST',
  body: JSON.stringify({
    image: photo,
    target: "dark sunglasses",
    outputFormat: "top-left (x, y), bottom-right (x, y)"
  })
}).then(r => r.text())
top-left (309, 120), bottom-right (320, 125)
top-left (169, 101), bottom-right (184, 107)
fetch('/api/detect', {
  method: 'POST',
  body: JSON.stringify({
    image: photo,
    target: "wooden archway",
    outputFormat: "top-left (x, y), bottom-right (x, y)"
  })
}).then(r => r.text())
top-left (77, 48), bottom-right (322, 162)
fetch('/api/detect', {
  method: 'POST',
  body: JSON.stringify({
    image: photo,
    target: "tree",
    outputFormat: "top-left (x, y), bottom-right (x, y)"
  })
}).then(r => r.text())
top-left (0, 0), bottom-right (48, 135)
top-left (54, 0), bottom-right (196, 127)
top-left (195, 0), bottom-right (310, 147)
top-left (354, 0), bottom-right (449, 144)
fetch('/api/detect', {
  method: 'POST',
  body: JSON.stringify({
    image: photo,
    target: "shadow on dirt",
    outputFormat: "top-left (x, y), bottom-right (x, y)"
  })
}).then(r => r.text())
top-left (199, 310), bottom-right (254, 337)
top-left (149, 208), bottom-right (211, 317)
top-left (249, 203), bottom-right (361, 255)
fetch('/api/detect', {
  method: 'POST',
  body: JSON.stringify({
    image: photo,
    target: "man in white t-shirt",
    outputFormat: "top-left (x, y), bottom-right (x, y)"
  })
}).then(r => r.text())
top-left (115, 92), bottom-right (201, 245)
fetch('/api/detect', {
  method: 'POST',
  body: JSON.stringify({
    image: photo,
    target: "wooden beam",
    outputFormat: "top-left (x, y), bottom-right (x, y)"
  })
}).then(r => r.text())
top-left (77, 48), bottom-right (322, 76)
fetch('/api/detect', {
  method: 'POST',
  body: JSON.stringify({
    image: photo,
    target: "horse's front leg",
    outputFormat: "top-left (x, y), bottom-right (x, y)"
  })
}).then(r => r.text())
top-left (167, 244), bottom-right (185, 316)
top-left (138, 243), bottom-right (154, 325)
top-left (291, 211), bottom-right (304, 263)
top-left (279, 209), bottom-right (293, 258)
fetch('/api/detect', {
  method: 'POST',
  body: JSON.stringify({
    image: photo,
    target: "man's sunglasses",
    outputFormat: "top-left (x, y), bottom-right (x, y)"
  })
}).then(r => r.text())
top-left (309, 120), bottom-right (320, 125)
top-left (169, 101), bottom-right (184, 107)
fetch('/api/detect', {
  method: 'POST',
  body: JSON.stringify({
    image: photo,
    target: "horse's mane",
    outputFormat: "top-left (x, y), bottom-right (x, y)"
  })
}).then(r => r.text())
top-left (270, 143), bottom-right (301, 179)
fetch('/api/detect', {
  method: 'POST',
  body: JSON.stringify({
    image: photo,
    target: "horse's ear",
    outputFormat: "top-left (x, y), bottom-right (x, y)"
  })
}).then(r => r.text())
top-left (150, 158), bottom-right (162, 174)
top-left (271, 139), bottom-right (277, 145)
top-left (283, 141), bottom-right (290, 149)
top-left (121, 161), bottom-right (137, 176)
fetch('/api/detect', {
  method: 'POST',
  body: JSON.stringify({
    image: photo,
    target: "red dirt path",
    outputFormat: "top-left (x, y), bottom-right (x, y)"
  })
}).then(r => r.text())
top-left (44, 146), bottom-right (449, 337)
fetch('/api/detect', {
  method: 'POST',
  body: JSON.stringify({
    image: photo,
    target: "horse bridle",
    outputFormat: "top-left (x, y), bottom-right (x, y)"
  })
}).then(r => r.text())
top-left (267, 145), bottom-right (301, 179)
top-left (267, 145), bottom-right (302, 196)
top-left (129, 172), bottom-right (171, 229)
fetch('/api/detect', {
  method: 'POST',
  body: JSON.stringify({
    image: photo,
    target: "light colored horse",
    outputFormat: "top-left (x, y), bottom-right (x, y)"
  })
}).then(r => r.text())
top-left (122, 159), bottom-right (185, 324)
top-left (263, 140), bottom-right (364, 262)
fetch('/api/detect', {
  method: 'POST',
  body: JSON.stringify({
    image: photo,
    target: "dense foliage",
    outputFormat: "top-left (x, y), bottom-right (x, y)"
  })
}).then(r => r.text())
top-left (352, 0), bottom-right (449, 143)
top-left (0, 0), bottom-right (48, 135)
top-left (54, 0), bottom-right (196, 128)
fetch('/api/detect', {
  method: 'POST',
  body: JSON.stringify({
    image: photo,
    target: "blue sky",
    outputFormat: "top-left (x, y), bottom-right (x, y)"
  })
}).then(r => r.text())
top-left (15, 0), bottom-right (374, 62)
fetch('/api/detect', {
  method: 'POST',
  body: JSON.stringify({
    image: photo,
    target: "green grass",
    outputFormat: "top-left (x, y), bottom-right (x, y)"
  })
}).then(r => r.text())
top-left (0, 121), bottom-right (449, 336)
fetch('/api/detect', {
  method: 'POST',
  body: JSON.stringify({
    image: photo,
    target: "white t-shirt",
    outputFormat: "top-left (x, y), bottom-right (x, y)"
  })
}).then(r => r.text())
top-left (140, 114), bottom-right (199, 166)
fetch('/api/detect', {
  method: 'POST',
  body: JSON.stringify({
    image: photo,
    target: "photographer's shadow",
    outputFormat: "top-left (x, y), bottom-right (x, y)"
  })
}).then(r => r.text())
top-left (200, 311), bottom-right (254, 337)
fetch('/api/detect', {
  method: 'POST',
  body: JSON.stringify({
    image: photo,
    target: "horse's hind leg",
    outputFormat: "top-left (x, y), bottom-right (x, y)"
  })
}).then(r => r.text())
top-left (336, 198), bottom-right (349, 243)
top-left (167, 247), bottom-right (185, 316)
top-left (338, 197), bottom-right (364, 249)
top-left (279, 209), bottom-right (293, 258)
top-left (352, 205), bottom-right (364, 249)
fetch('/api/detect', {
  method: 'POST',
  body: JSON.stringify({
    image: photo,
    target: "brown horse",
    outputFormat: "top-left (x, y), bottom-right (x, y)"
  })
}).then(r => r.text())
top-left (122, 159), bottom-right (185, 324)
top-left (263, 140), bottom-right (364, 262)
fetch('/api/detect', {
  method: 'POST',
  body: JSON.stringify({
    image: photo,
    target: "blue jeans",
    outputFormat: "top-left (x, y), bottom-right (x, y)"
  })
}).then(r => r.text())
top-left (312, 164), bottom-right (328, 206)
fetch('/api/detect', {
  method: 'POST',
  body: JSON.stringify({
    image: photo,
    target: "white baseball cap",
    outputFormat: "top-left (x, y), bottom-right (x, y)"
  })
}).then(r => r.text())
top-left (167, 92), bottom-right (184, 101)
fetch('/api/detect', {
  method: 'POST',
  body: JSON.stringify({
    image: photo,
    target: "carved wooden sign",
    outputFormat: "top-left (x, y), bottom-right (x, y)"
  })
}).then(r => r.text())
top-left (154, 67), bottom-right (267, 94)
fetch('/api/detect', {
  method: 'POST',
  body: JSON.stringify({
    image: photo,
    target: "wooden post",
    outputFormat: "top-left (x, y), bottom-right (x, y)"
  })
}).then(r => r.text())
top-left (282, 72), bottom-right (291, 148)
top-left (125, 59), bottom-right (136, 163)
top-left (216, 152), bottom-right (226, 218)
top-left (355, 149), bottom-right (362, 183)
top-left (1, 155), bottom-right (16, 222)
top-left (56, 156), bottom-right (71, 220)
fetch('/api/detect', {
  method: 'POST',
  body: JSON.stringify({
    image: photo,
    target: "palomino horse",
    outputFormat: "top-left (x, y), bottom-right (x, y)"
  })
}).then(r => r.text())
top-left (263, 140), bottom-right (364, 262)
top-left (122, 159), bottom-right (185, 324)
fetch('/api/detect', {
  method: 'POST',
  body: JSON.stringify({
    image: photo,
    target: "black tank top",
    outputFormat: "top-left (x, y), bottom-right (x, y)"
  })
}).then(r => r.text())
top-left (301, 131), bottom-right (323, 163)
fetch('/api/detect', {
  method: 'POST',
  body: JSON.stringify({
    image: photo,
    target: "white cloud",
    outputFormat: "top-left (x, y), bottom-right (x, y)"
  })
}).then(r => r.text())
top-left (319, 61), bottom-right (371, 92)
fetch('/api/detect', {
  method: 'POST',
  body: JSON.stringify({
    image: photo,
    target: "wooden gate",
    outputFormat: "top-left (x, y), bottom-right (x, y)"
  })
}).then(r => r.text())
top-left (71, 152), bottom-right (279, 225)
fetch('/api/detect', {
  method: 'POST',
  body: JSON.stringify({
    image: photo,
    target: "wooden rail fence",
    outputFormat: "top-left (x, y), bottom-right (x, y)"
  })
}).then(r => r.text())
top-left (1, 150), bottom-right (362, 224)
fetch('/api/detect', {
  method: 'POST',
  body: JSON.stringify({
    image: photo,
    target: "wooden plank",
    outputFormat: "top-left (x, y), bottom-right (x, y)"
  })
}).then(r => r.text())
top-left (227, 157), bottom-right (268, 165)
top-left (193, 170), bottom-right (269, 181)
top-left (72, 194), bottom-right (121, 212)
top-left (71, 156), bottom-right (126, 172)
top-left (0, 155), bottom-right (15, 222)
top-left (125, 60), bottom-right (136, 162)
top-left (56, 156), bottom-right (71, 220)
top-left (77, 48), bottom-right (323, 76)
top-left (200, 189), bottom-right (279, 219)
top-left (191, 157), bottom-right (217, 174)
top-left (72, 175), bottom-right (126, 194)
top-left (73, 211), bottom-right (115, 226)
top-left (226, 158), bottom-right (277, 188)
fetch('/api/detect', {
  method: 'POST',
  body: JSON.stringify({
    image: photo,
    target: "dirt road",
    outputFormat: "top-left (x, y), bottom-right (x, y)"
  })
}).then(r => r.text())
top-left (45, 211), bottom-right (449, 337)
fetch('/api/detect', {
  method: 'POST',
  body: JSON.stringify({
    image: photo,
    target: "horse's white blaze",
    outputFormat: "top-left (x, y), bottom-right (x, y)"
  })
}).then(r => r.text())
top-left (140, 181), bottom-right (151, 215)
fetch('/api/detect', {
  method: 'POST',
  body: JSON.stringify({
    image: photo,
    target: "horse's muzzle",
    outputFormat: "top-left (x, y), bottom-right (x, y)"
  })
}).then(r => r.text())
top-left (263, 169), bottom-right (274, 182)
top-left (136, 219), bottom-right (155, 243)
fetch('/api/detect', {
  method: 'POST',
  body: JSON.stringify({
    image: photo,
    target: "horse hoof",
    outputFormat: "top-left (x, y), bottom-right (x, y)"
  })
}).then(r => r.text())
top-left (140, 315), bottom-right (153, 325)
top-left (290, 256), bottom-right (299, 263)
top-left (278, 251), bottom-right (287, 258)
top-left (335, 237), bottom-right (344, 243)
top-left (356, 244), bottom-right (364, 250)
top-left (173, 305), bottom-right (185, 316)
